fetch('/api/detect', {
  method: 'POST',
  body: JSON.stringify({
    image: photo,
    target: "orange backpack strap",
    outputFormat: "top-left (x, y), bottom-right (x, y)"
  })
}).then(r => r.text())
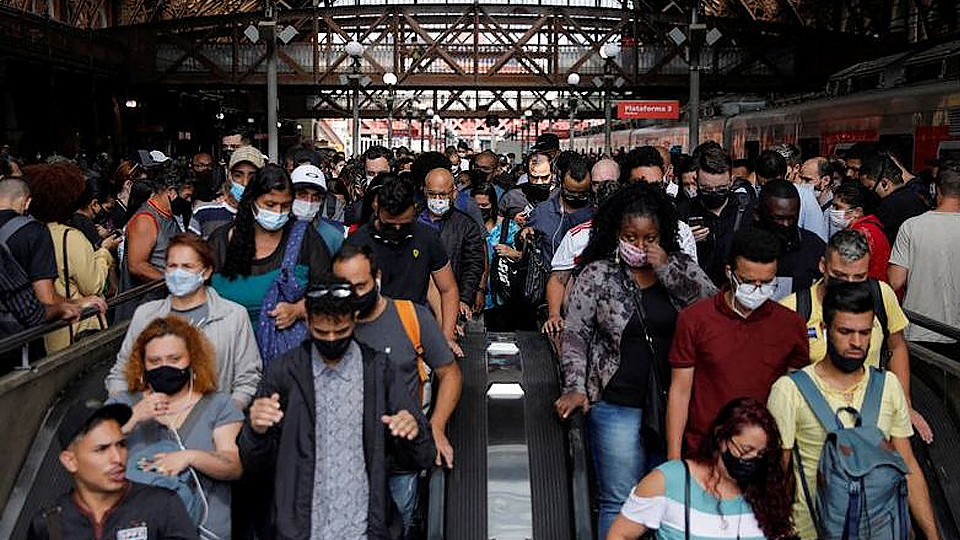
top-left (394, 299), bottom-right (428, 402)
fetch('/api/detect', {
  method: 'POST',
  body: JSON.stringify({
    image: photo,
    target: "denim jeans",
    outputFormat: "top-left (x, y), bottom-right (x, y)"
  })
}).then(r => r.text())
top-left (587, 400), bottom-right (646, 540)
top-left (388, 472), bottom-right (419, 536)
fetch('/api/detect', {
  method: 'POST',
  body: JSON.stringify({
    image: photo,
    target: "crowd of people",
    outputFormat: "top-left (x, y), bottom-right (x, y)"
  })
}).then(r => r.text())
top-left (1, 128), bottom-right (958, 540)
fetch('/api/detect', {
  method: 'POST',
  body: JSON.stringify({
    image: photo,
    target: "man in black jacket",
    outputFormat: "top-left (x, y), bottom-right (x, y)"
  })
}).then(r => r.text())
top-left (240, 276), bottom-right (435, 540)
top-left (419, 166), bottom-right (487, 316)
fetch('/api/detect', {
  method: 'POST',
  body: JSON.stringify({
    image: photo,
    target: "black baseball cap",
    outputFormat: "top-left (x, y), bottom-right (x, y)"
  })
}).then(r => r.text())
top-left (57, 400), bottom-right (132, 449)
top-left (532, 133), bottom-right (560, 153)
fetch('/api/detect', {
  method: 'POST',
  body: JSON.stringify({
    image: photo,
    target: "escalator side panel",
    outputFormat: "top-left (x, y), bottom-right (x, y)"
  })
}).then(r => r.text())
top-left (444, 331), bottom-right (488, 540)
top-left (516, 331), bottom-right (574, 540)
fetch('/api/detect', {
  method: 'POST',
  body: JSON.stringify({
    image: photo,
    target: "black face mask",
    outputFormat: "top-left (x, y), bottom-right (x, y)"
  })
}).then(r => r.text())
top-left (827, 338), bottom-right (866, 373)
top-left (698, 188), bottom-right (729, 210)
top-left (561, 190), bottom-right (592, 209)
top-left (314, 336), bottom-right (353, 361)
top-left (145, 365), bottom-right (191, 395)
top-left (763, 221), bottom-right (800, 252)
top-left (372, 222), bottom-right (413, 246)
top-left (354, 285), bottom-right (379, 319)
top-left (521, 182), bottom-right (551, 205)
top-left (170, 196), bottom-right (192, 223)
top-left (721, 449), bottom-right (764, 489)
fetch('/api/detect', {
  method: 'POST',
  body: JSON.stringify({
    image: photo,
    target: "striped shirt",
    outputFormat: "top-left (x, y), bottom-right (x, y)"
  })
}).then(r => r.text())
top-left (189, 201), bottom-right (237, 239)
top-left (619, 460), bottom-right (766, 540)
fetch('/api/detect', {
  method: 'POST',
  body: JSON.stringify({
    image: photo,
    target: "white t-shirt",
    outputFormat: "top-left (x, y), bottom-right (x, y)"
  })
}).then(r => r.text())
top-left (889, 211), bottom-right (960, 343)
top-left (549, 220), bottom-right (698, 272)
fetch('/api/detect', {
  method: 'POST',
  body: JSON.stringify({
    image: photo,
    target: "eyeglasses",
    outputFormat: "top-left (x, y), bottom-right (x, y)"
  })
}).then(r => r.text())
top-left (306, 284), bottom-right (353, 299)
top-left (730, 273), bottom-right (778, 295)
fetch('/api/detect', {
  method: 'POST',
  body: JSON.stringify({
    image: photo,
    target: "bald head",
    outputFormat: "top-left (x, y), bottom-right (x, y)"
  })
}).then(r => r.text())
top-left (425, 167), bottom-right (455, 193)
top-left (0, 178), bottom-right (29, 208)
top-left (591, 159), bottom-right (620, 184)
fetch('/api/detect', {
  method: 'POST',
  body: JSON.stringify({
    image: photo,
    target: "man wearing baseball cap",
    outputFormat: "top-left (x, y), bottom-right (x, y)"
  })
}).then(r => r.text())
top-left (189, 145), bottom-right (264, 239)
top-left (27, 400), bottom-right (198, 540)
top-left (290, 163), bottom-right (346, 255)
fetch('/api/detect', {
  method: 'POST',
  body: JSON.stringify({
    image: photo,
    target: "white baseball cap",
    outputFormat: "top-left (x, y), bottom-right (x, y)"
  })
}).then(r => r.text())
top-left (291, 164), bottom-right (327, 192)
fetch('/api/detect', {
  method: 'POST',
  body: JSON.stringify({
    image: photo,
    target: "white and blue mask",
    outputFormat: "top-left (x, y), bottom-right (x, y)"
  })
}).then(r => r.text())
top-left (254, 205), bottom-right (290, 231)
top-left (165, 268), bottom-right (206, 297)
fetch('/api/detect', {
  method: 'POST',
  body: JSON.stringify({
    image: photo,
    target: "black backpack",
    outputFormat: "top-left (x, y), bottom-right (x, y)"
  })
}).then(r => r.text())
top-left (796, 278), bottom-right (890, 366)
top-left (0, 216), bottom-right (41, 336)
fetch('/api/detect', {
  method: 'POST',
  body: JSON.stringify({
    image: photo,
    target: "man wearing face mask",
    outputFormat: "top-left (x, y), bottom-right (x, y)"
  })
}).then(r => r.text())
top-left (677, 142), bottom-right (754, 286)
top-left (768, 281), bottom-right (941, 540)
top-left (755, 180), bottom-right (825, 299)
top-left (666, 226), bottom-right (808, 459)
top-left (190, 146), bottom-right (263, 239)
top-left (290, 163), bottom-right (346, 255)
top-left (859, 151), bottom-right (928, 244)
top-left (122, 172), bottom-right (184, 293)
top-left (333, 245), bottom-right (462, 534)
top-left (106, 233), bottom-right (262, 410)
top-left (240, 276), bottom-right (435, 540)
top-left (345, 175), bottom-right (463, 356)
top-left (527, 154), bottom-right (594, 264)
top-left (418, 167), bottom-right (486, 319)
top-left (824, 181), bottom-right (890, 281)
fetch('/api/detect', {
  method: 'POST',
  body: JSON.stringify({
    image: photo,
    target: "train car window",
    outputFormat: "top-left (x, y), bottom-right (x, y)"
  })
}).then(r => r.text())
top-left (799, 138), bottom-right (820, 161)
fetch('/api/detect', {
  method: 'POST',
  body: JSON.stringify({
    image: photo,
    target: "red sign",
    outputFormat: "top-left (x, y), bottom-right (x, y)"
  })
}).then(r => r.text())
top-left (616, 100), bottom-right (680, 120)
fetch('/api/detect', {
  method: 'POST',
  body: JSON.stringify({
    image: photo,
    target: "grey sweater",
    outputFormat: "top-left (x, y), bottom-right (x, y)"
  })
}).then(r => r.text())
top-left (105, 287), bottom-right (262, 407)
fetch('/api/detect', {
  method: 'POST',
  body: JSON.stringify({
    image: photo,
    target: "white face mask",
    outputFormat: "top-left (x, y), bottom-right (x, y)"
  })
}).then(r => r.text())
top-left (826, 208), bottom-right (851, 230)
top-left (292, 199), bottom-right (321, 221)
top-left (684, 186), bottom-right (698, 199)
top-left (731, 274), bottom-right (777, 312)
top-left (665, 181), bottom-right (679, 198)
top-left (427, 197), bottom-right (451, 216)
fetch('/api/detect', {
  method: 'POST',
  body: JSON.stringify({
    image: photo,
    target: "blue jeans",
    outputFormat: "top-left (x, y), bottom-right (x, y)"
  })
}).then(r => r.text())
top-left (588, 400), bottom-right (646, 540)
top-left (388, 472), bottom-right (419, 536)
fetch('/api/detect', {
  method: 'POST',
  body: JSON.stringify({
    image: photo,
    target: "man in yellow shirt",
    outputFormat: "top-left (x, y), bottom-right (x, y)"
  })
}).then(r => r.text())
top-left (768, 281), bottom-right (939, 540)
top-left (779, 228), bottom-right (932, 442)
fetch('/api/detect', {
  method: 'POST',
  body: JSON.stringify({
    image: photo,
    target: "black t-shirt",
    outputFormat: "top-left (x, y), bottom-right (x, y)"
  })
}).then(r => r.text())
top-left (69, 212), bottom-right (101, 248)
top-left (677, 196), bottom-right (755, 286)
top-left (777, 228), bottom-right (825, 295)
top-left (602, 282), bottom-right (677, 408)
top-left (346, 222), bottom-right (449, 305)
top-left (876, 187), bottom-right (928, 244)
top-left (0, 210), bottom-right (57, 282)
top-left (28, 482), bottom-right (199, 540)
top-left (207, 220), bottom-right (331, 285)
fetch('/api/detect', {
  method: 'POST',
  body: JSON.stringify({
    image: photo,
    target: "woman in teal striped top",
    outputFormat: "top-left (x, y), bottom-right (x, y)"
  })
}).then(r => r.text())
top-left (608, 398), bottom-right (797, 540)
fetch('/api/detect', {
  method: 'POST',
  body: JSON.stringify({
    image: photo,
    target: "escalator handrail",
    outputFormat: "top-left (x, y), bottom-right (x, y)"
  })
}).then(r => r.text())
top-left (0, 280), bottom-right (165, 357)
top-left (904, 309), bottom-right (960, 343)
top-left (426, 466), bottom-right (445, 540)
top-left (566, 409), bottom-right (594, 540)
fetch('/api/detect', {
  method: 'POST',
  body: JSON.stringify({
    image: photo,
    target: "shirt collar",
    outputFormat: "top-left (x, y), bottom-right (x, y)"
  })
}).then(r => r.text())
top-left (312, 340), bottom-right (360, 381)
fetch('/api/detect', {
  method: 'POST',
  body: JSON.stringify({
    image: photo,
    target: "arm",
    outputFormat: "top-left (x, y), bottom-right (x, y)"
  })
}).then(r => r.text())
top-left (653, 253), bottom-right (718, 308)
top-left (887, 331), bottom-right (910, 403)
top-left (430, 361), bottom-right (463, 468)
top-left (386, 357), bottom-right (437, 471)
top-left (125, 214), bottom-right (164, 282)
top-left (555, 265), bottom-right (598, 418)
top-left (183, 422), bottom-right (243, 481)
top-left (892, 437), bottom-right (941, 540)
top-left (457, 223), bottom-right (486, 305)
top-left (230, 310), bottom-right (263, 408)
top-left (666, 367), bottom-right (694, 460)
top-left (238, 366), bottom-right (283, 473)
top-left (543, 270), bottom-right (572, 333)
top-left (70, 232), bottom-right (113, 296)
top-left (888, 263), bottom-right (908, 292)
top-left (431, 263), bottom-right (460, 342)
top-left (106, 310), bottom-right (144, 395)
top-left (31, 278), bottom-right (68, 305)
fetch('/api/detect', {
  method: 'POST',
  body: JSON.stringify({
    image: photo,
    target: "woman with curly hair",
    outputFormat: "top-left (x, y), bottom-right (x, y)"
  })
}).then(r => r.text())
top-left (24, 163), bottom-right (116, 352)
top-left (608, 397), bottom-right (797, 540)
top-left (554, 182), bottom-right (717, 540)
top-left (110, 315), bottom-right (243, 540)
top-left (207, 164), bottom-right (330, 358)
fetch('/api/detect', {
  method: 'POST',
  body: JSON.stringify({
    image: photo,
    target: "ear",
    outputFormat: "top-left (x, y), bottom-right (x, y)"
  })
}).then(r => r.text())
top-left (818, 256), bottom-right (826, 275)
top-left (59, 449), bottom-right (79, 474)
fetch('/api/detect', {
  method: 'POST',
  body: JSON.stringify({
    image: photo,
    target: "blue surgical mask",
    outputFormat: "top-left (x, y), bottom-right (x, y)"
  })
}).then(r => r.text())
top-left (230, 181), bottom-right (245, 202)
top-left (165, 268), bottom-right (206, 297)
top-left (255, 204), bottom-right (290, 231)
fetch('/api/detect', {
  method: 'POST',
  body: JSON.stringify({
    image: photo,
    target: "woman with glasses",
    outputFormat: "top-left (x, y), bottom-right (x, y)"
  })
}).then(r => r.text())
top-left (111, 316), bottom-right (244, 540)
top-left (554, 182), bottom-right (716, 540)
top-left (607, 398), bottom-right (797, 540)
top-left (208, 164), bottom-right (331, 363)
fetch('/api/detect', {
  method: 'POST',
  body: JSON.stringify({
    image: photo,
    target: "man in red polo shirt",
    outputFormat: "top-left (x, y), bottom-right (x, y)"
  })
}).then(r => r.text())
top-left (666, 225), bottom-right (809, 458)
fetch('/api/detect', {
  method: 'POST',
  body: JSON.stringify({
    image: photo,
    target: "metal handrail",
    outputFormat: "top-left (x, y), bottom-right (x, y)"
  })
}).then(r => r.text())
top-left (0, 280), bottom-right (165, 363)
top-left (904, 309), bottom-right (960, 344)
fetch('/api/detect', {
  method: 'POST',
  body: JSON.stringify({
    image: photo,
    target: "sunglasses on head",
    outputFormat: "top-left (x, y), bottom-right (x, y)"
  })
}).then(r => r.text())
top-left (306, 284), bottom-right (353, 299)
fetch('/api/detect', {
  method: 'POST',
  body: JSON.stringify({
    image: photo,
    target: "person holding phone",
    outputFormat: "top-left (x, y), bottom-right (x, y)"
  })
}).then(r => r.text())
top-left (554, 183), bottom-right (716, 540)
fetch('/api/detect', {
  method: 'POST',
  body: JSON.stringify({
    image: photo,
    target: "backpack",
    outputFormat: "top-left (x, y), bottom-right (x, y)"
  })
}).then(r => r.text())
top-left (255, 220), bottom-right (309, 366)
top-left (394, 299), bottom-right (431, 410)
top-left (790, 369), bottom-right (910, 540)
top-left (796, 279), bottom-right (890, 366)
top-left (0, 216), bottom-right (41, 336)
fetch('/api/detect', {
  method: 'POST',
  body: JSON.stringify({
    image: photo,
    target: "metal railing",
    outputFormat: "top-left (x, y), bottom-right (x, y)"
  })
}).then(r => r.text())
top-left (904, 309), bottom-right (960, 345)
top-left (0, 280), bottom-right (165, 370)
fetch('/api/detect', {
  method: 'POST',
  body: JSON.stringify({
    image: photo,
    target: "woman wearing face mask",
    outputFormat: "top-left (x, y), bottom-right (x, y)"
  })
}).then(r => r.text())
top-left (825, 181), bottom-right (890, 282)
top-left (207, 164), bottom-right (331, 338)
top-left (472, 183), bottom-right (522, 331)
top-left (554, 183), bottom-right (717, 540)
top-left (607, 398), bottom-right (796, 540)
top-left (110, 316), bottom-right (244, 540)
top-left (105, 233), bottom-right (262, 410)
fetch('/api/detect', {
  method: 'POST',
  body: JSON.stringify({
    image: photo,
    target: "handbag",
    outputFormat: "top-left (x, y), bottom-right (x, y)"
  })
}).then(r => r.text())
top-left (255, 220), bottom-right (309, 366)
top-left (515, 230), bottom-right (549, 306)
top-left (621, 266), bottom-right (668, 454)
top-left (489, 218), bottom-right (518, 304)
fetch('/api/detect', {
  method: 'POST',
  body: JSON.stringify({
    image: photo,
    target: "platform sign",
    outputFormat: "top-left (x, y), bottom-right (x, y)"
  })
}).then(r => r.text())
top-left (616, 100), bottom-right (680, 120)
